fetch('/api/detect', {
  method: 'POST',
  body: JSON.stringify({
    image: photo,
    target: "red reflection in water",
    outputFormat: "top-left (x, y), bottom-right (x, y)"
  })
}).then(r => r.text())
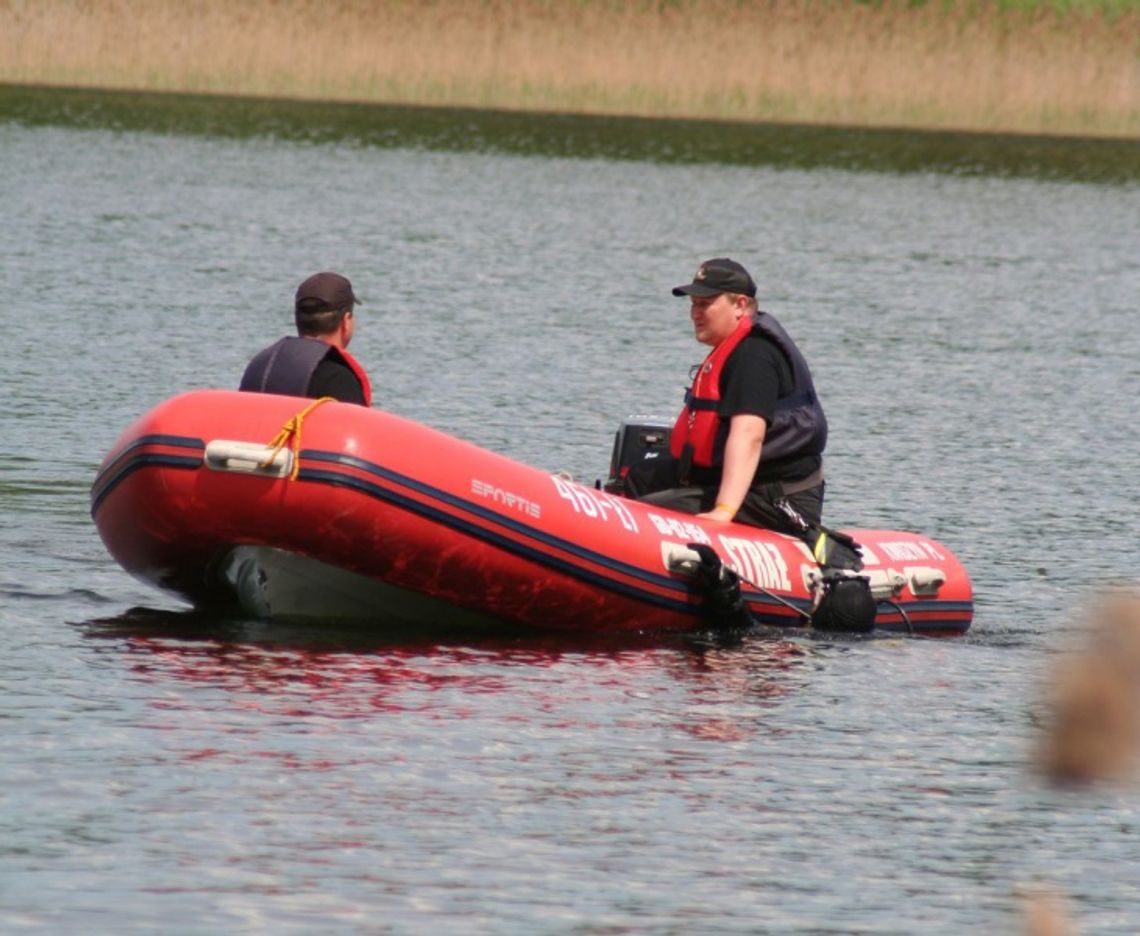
top-left (84, 611), bottom-right (812, 761)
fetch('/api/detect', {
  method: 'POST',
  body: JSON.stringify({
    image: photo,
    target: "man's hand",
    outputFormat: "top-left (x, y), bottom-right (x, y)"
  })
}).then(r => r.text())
top-left (696, 504), bottom-right (736, 523)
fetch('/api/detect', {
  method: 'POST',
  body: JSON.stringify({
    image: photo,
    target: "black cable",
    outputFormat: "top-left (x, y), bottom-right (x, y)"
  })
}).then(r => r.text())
top-left (877, 598), bottom-right (914, 635)
top-left (735, 571), bottom-right (814, 624)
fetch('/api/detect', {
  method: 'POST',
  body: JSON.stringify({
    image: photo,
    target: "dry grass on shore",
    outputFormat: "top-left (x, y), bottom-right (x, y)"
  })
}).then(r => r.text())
top-left (1, 0), bottom-right (1136, 137)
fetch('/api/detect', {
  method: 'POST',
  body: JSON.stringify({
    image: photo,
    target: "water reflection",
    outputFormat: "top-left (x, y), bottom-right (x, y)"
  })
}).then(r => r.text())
top-left (78, 606), bottom-right (815, 733)
top-left (3, 84), bottom-right (1137, 185)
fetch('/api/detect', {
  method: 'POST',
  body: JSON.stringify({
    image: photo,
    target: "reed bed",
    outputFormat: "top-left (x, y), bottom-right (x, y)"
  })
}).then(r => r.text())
top-left (1, 0), bottom-right (1136, 137)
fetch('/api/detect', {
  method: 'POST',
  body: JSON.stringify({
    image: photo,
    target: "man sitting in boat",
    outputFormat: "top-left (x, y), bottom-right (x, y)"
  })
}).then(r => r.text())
top-left (637, 258), bottom-right (827, 535)
top-left (239, 271), bottom-right (373, 406)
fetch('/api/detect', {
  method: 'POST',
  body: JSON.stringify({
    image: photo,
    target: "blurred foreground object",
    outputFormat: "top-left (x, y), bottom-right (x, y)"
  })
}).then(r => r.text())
top-left (1021, 887), bottom-right (1077, 936)
top-left (1037, 591), bottom-right (1140, 786)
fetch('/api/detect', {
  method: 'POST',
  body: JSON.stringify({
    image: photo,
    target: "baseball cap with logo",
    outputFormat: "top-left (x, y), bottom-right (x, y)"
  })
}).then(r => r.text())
top-left (671, 258), bottom-right (756, 298)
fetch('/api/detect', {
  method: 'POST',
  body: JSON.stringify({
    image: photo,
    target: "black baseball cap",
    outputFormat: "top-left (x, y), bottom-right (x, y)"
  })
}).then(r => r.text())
top-left (295, 272), bottom-right (359, 312)
top-left (672, 258), bottom-right (756, 298)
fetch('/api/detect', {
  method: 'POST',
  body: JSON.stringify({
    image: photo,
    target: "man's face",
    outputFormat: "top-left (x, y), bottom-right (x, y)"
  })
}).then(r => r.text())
top-left (689, 293), bottom-right (744, 347)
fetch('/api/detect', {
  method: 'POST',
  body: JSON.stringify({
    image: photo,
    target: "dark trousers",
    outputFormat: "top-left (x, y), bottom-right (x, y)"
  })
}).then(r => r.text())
top-left (640, 482), bottom-right (825, 537)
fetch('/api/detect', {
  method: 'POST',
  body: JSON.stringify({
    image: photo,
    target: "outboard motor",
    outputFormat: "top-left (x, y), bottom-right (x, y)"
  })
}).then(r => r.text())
top-left (604, 417), bottom-right (673, 497)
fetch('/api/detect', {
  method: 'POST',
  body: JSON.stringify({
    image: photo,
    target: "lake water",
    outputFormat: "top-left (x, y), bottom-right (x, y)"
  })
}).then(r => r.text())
top-left (2, 86), bottom-right (1139, 933)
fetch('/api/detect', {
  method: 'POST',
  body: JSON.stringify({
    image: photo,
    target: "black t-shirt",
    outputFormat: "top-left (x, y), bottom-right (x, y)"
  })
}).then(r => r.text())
top-left (719, 334), bottom-right (790, 425)
top-left (308, 358), bottom-right (367, 405)
top-left (689, 334), bottom-right (820, 486)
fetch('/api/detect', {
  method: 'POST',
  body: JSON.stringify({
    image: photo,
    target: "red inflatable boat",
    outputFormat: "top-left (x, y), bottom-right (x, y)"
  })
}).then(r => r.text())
top-left (90, 390), bottom-right (973, 635)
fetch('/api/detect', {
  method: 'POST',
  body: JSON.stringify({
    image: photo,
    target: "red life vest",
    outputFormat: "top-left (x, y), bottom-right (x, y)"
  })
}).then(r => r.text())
top-left (669, 316), bottom-right (753, 467)
top-left (669, 311), bottom-right (827, 476)
top-left (338, 347), bottom-right (373, 407)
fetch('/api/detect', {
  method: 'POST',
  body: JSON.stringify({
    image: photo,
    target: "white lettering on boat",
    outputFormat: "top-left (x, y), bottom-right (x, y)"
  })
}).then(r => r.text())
top-left (471, 479), bottom-right (541, 519)
top-left (645, 512), bottom-right (711, 546)
top-left (717, 535), bottom-right (792, 592)
top-left (551, 476), bottom-right (639, 533)
top-left (879, 540), bottom-right (945, 561)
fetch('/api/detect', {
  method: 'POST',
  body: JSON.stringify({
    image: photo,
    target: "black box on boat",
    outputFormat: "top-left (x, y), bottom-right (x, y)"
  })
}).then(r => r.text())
top-left (604, 417), bottom-right (673, 495)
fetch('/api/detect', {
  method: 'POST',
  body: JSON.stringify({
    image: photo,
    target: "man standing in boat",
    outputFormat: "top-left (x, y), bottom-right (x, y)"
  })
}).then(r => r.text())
top-left (638, 258), bottom-right (827, 533)
top-left (239, 271), bottom-right (373, 406)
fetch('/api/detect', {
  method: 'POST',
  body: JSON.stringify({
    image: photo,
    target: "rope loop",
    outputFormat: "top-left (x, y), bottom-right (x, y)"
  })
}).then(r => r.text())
top-left (260, 396), bottom-right (335, 480)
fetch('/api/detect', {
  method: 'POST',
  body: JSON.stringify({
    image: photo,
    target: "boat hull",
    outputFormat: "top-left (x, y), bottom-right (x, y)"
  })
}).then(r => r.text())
top-left (91, 391), bottom-right (973, 635)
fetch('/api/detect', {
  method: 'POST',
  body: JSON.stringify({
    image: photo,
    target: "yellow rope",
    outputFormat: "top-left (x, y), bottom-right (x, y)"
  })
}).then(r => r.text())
top-left (260, 396), bottom-right (335, 480)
